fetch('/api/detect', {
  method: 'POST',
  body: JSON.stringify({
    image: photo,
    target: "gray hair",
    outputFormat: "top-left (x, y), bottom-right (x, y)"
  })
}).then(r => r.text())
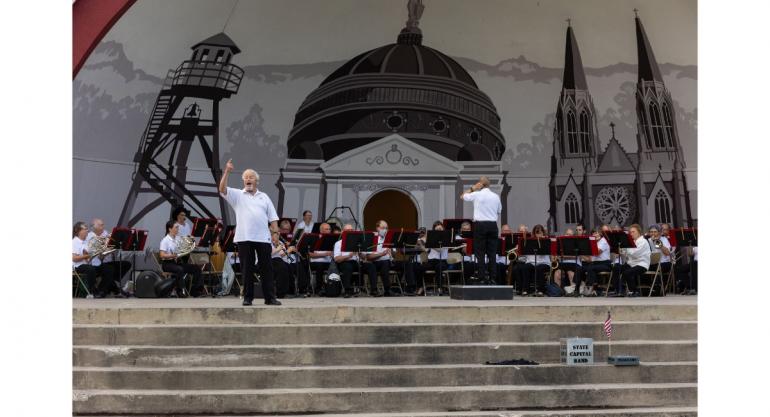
top-left (242, 169), bottom-right (259, 180)
top-left (648, 224), bottom-right (660, 232)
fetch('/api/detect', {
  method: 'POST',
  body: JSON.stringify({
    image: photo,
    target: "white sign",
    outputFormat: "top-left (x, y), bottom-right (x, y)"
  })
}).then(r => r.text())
top-left (560, 338), bottom-right (594, 365)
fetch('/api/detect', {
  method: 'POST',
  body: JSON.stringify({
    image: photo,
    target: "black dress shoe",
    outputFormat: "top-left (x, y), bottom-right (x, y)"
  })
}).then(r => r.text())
top-left (265, 299), bottom-right (282, 305)
top-left (242, 299), bottom-right (253, 306)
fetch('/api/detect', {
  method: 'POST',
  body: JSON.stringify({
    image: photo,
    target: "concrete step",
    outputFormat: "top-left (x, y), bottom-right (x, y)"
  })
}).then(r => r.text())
top-left (277, 409), bottom-right (698, 417)
top-left (72, 383), bottom-right (697, 415)
top-left (73, 321), bottom-right (697, 345)
top-left (73, 362), bottom-right (696, 390)
top-left (73, 340), bottom-right (697, 367)
top-left (73, 303), bottom-right (697, 325)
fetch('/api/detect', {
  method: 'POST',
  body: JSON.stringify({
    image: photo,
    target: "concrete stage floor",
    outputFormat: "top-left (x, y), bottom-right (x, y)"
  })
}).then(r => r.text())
top-left (73, 294), bottom-right (696, 309)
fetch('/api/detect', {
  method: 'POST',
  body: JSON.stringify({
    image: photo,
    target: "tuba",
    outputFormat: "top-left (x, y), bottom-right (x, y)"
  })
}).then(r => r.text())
top-left (176, 236), bottom-right (197, 258)
top-left (87, 235), bottom-right (116, 259)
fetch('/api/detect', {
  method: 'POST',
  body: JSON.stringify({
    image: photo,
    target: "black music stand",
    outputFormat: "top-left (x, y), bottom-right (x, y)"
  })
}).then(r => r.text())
top-left (443, 218), bottom-right (472, 236)
top-left (192, 218), bottom-right (218, 237)
top-left (311, 223), bottom-right (322, 234)
top-left (499, 234), bottom-right (516, 285)
top-left (556, 236), bottom-right (595, 260)
top-left (341, 231), bottom-right (378, 294)
top-left (672, 228), bottom-right (697, 292)
top-left (519, 237), bottom-right (553, 292)
top-left (111, 227), bottom-right (147, 290)
top-left (198, 225), bottom-right (220, 248)
top-left (425, 229), bottom-right (453, 295)
top-left (291, 228), bottom-right (305, 246)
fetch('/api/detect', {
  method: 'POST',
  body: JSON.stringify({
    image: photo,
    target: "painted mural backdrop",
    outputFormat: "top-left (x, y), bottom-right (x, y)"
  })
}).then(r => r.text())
top-left (73, 0), bottom-right (696, 246)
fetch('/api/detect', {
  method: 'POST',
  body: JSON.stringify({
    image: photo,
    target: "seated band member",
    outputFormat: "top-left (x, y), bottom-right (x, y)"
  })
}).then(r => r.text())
top-left (87, 218), bottom-right (130, 295)
top-left (517, 224), bottom-right (550, 296)
top-left (553, 228), bottom-right (582, 294)
top-left (270, 232), bottom-right (295, 298)
top-left (159, 220), bottom-right (204, 298)
top-left (73, 221), bottom-right (106, 298)
top-left (617, 224), bottom-right (651, 297)
top-left (364, 220), bottom-right (395, 296)
top-left (334, 224), bottom-right (364, 298)
top-left (171, 206), bottom-right (193, 237)
top-left (308, 222), bottom-right (333, 295)
top-left (295, 210), bottom-right (314, 234)
top-left (647, 224), bottom-right (672, 283)
top-left (583, 226), bottom-right (612, 295)
top-left (457, 221), bottom-right (475, 281)
top-left (418, 221), bottom-right (450, 289)
top-left (494, 224), bottom-right (513, 285)
top-left (675, 246), bottom-right (698, 294)
top-left (402, 228), bottom-right (427, 295)
top-left (279, 219), bottom-right (293, 238)
top-left (575, 224), bottom-right (586, 236)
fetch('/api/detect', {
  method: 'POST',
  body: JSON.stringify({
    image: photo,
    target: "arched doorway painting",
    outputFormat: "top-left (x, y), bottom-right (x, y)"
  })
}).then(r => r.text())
top-left (363, 189), bottom-right (418, 231)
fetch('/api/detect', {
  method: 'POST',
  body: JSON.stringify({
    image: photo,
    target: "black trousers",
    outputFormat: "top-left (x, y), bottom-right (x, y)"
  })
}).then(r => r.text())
top-left (462, 260), bottom-right (476, 281)
top-left (584, 261), bottom-right (611, 287)
top-left (517, 264), bottom-right (549, 293)
top-left (338, 260), bottom-right (360, 294)
top-left (271, 258), bottom-right (292, 298)
top-left (495, 263), bottom-right (507, 285)
top-left (295, 259), bottom-right (311, 294)
top-left (675, 260), bottom-right (697, 292)
top-left (367, 260), bottom-right (392, 294)
top-left (238, 241), bottom-right (275, 302)
top-left (403, 261), bottom-right (423, 291)
top-left (75, 264), bottom-right (105, 295)
top-left (162, 261), bottom-right (204, 296)
top-left (473, 221), bottom-right (498, 282)
top-left (621, 265), bottom-right (647, 293)
top-left (309, 261), bottom-right (330, 294)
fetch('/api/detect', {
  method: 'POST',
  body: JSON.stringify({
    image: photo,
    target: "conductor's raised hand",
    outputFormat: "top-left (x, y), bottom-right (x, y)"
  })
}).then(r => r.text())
top-left (225, 159), bottom-right (234, 172)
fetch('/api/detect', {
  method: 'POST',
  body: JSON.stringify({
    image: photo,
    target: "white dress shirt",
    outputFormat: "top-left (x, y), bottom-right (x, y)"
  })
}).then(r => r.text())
top-left (86, 230), bottom-right (110, 266)
top-left (177, 219), bottom-right (193, 237)
top-left (72, 237), bottom-right (88, 268)
top-left (461, 188), bottom-right (502, 222)
top-left (221, 187), bottom-right (279, 243)
top-left (427, 247), bottom-right (449, 260)
top-left (159, 234), bottom-right (179, 255)
top-left (626, 236), bottom-right (651, 270)
top-left (295, 220), bottom-right (314, 234)
top-left (496, 254), bottom-right (507, 265)
top-left (524, 254), bottom-right (550, 266)
top-left (333, 240), bottom-right (359, 262)
top-left (692, 247), bottom-right (698, 262)
top-left (372, 238), bottom-right (392, 262)
top-left (592, 237), bottom-right (611, 262)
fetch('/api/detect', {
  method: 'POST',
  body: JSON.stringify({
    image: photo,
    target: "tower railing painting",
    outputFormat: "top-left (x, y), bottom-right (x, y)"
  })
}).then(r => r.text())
top-left (171, 60), bottom-right (243, 93)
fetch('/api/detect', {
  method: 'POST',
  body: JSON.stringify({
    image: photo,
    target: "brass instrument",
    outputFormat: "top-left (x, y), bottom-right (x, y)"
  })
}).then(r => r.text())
top-left (176, 236), bottom-right (196, 258)
top-left (550, 258), bottom-right (560, 272)
top-left (506, 246), bottom-right (518, 262)
top-left (87, 235), bottom-right (116, 260)
top-left (652, 239), bottom-right (663, 249)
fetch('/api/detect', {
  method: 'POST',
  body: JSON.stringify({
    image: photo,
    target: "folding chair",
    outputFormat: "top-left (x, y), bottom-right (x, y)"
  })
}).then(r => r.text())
top-left (189, 252), bottom-right (220, 296)
top-left (640, 252), bottom-right (663, 297)
top-left (444, 252), bottom-right (465, 296)
top-left (72, 268), bottom-right (91, 298)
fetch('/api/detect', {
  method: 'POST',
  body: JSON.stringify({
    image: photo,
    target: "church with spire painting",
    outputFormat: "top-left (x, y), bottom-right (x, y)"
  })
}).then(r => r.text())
top-left (548, 11), bottom-right (693, 232)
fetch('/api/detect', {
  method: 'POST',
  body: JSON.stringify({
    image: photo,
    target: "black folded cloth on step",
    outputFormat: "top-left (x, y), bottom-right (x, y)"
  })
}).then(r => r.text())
top-left (485, 358), bottom-right (539, 365)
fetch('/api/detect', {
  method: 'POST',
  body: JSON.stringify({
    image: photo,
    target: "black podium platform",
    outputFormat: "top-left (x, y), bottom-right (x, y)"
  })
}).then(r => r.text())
top-left (449, 285), bottom-right (514, 300)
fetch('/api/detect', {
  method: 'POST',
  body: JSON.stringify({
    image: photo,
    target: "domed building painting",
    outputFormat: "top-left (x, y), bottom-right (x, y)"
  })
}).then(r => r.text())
top-left (278, 0), bottom-right (509, 230)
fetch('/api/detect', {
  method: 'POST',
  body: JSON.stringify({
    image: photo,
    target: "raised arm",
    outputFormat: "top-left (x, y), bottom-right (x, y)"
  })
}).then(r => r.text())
top-left (219, 159), bottom-right (234, 195)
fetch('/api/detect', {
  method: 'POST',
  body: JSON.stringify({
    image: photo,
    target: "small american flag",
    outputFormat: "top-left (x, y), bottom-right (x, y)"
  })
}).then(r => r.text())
top-left (603, 311), bottom-right (613, 339)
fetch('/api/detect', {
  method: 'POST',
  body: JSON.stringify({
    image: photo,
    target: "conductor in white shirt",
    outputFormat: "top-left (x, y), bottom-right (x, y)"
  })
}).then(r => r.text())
top-left (219, 159), bottom-right (282, 306)
top-left (460, 176), bottom-right (502, 284)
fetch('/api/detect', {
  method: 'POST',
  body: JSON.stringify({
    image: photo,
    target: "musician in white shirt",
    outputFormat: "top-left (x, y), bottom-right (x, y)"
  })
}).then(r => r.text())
top-left (553, 228), bottom-right (582, 294)
top-left (159, 221), bottom-right (204, 298)
top-left (270, 231), bottom-right (296, 298)
top-left (583, 226), bottom-right (612, 295)
top-left (461, 176), bottom-right (502, 284)
top-left (219, 159), bottom-right (281, 306)
top-left (647, 224), bottom-right (672, 278)
top-left (333, 224), bottom-right (363, 298)
top-left (306, 222), bottom-right (333, 295)
top-left (87, 218), bottom-right (130, 294)
top-left (456, 221), bottom-right (476, 282)
top-left (172, 206), bottom-right (194, 237)
top-left (294, 210), bottom-right (314, 235)
top-left (494, 224), bottom-right (512, 285)
top-left (73, 221), bottom-right (103, 298)
top-left (618, 224), bottom-right (651, 297)
top-left (516, 224), bottom-right (551, 296)
top-left (364, 220), bottom-right (395, 297)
